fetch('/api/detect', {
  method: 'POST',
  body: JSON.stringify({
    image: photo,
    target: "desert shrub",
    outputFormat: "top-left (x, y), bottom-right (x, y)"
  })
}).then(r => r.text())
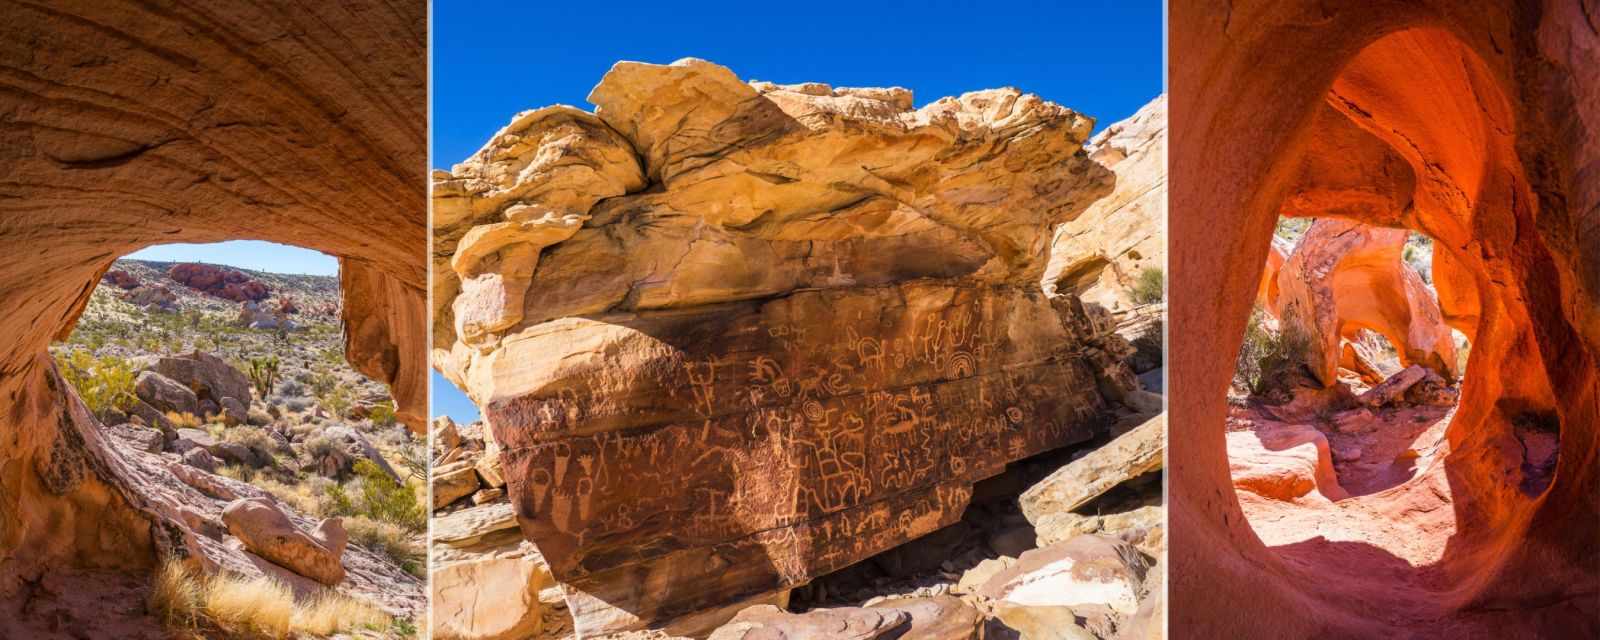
top-left (1233, 307), bottom-right (1313, 395)
top-left (165, 411), bottom-right (203, 429)
top-left (368, 401), bottom-right (397, 427)
top-left (318, 384), bottom-right (353, 419)
top-left (1129, 267), bottom-right (1165, 305)
top-left (277, 378), bottom-right (305, 397)
top-left (345, 516), bottom-right (425, 577)
top-left (326, 460), bottom-right (425, 532)
top-left (222, 426), bottom-right (280, 462)
top-left (284, 397), bottom-right (312, 413)
top-left (58, 350), bottom-right (138, 418)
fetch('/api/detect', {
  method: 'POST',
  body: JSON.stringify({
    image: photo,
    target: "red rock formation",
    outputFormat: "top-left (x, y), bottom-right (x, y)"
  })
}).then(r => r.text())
top-left (433, 59), bottom-right (1138, 635)
top-left (0, 0), bottom-right (425, 605)
top-left (1172, 3), bottom-right (1598, 637)
top-left (167, 262), bottom-right (271, 302)
top-left (101, 269), bottom-right (140, 290)
top-left (1273, 218), bottom-right (1458, 386)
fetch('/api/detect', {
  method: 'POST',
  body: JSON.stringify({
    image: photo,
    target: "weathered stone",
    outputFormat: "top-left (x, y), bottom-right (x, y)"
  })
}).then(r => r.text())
top-left (433, 502), bottom-right (520, 548)
top-left (431, 555), bottom-right (550, 640)
top-left (1021, 414), bottom-right (1164, 522)
top-left (182, 447), bottom-right (218, 473)
top-left (433, 59), bottom-right (1142, 636)
top-left (1274, 219), bottom-right (1458, 388)
top-left (955, 556), bottom-right (1016, 595)
top-left (1227, 423), bottom-right (1346, 502)
top-left (221, 497), bottom-right (345, 586)
top-left (434, 416), bottom-right (462, 452)
top-left (135, 371), bottom-right (198, 417)
top-left (433, 460), bottom-right (481, 510)
top-left (980, 536), bottom-right (1149, 639)
top-left (152, 351), bottom-right (254, 410)
top-left (1043, 96), bottom-right (1167, 310)
top-left (1357, 364), bottom-right (1429, 408)
top-left (1034, 505), bottom-right (1165, 550)
top-left (865, 596), bottom-right (983, 640)
top-left (707, 605), bottom-right (910, 640)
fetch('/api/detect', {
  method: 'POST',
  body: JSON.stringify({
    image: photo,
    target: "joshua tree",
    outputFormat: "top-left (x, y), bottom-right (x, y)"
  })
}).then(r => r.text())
top-left (248, 355), bottom-right (281, 400)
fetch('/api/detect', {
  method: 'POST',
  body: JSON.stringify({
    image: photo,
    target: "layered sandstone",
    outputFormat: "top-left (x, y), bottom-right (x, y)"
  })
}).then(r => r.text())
top-left (1042, 95), bottom-right (1167, 309)
top-left (0, 0), bottom-right (426, 619)
top-left (1272, 218), bottom-right (1458, 387)
top-left (1171, 3), bottom-right (1599, 637)
top-left (433, 58), bottom-right (1142, 635)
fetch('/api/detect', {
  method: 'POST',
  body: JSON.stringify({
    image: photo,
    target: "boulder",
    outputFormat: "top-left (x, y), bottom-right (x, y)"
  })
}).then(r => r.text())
top-left (1357, 364), bottom-right (1430, 408)
top-left (707, 605), bottom-right (910, 640)
top-left (1021, 414), bottom-right (1164, 523)
top-left (134, 370), bottom-right (198, 417)
top-left (304, 425), bottom-right (402, 483)
top-left (433, 459), bottom-right (481, 510)
top-left (955, 556), bottom-right (1016, 595)
top-left (433, 501), bottom-right (519, 548)
top-left (168, 262), bottom-right (270, 302)
top-left (122, 285), bottom-right (178, 311)
top-left (221, 497), bottom-right (345, 585)
top-left (105, 423), bottom-right (164, 454)
top-left (433, 416), bottom-right (461, 452)
top-left (864, 596), bottom-right (983, 640)
top-left (152, 351), bottom-right (254, 410)
top-left (182, 447), bottom-right (218, 473)
top-left (978, 536), bottom-right (1150, 639)
top-left (219, 396), bottom-right (248, 426)
top-left (431, 556), bottom-right (550, 640)
top-left (1034, 504), bottom-right (1165, 551)
top-left (432, 58), bottom-right (1144, 635)
top-left (102, 269), bottom-right (140, 289)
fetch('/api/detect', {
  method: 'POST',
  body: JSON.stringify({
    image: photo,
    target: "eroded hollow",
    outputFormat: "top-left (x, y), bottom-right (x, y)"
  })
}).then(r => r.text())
top-left (1171, 17), bottom-right (1597, 637)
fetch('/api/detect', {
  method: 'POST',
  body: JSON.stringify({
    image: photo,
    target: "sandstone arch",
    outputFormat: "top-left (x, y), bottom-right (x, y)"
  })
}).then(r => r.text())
top-left (1173, 2), bottom-right (1597, 637)
top-left (0, 0), bottom-right (425, 603)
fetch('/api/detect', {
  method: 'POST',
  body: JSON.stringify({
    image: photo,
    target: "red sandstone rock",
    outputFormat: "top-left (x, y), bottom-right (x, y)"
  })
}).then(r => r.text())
top-left (168, 263), bottom-right (271, 302)
top-left (1171, 4), bottom-right (1599, 637)
top-left (1272, 218), bottom-right (1458, 387)
top-left (101, 270), bottom-right (140, 290)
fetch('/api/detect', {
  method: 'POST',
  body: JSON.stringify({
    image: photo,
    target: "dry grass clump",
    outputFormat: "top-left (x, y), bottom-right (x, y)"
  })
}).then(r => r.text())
top-left (148, 559), bottom-right (390, 638)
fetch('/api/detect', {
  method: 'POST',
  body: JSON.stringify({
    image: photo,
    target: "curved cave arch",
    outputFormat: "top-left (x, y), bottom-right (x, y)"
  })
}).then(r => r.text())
top-left (0, 0), bottom-right (425, 604)
top-left (1172, 2), bottom-right (1597, 637)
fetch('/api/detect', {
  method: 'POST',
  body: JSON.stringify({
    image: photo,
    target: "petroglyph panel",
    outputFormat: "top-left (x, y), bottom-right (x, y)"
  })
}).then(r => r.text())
top-left (489, 282), bottom-right (1123, 630)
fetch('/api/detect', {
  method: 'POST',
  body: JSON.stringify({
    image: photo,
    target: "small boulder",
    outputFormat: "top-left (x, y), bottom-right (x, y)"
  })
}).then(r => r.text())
top-left (182, 447), bottom-right (218, 473)
top-left (219, 397), bottom-right (249, 426)
top-left (431, 555), bottom-right (551, 640)
top-left (433, 460), bottom-right (481, 510)
top-left (865, 596), bottom-right (982, 640)
top-left (135, 371), bottom-right (198, 417)
top-left (221, 497), bottom-right (345, 585)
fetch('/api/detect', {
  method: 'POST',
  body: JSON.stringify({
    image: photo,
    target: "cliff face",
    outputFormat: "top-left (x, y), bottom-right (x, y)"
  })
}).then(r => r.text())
top-left (0, 0), bottom-right (426, 604)
top-left (1171, 2), bottom-right (1599, 637)
top-left (433, 58), bottom-right (1143, 634)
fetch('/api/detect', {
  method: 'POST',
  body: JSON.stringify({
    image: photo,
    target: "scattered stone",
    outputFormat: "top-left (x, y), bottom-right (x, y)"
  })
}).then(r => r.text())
top-left (182, 447), bottom-right (218, 473)
top-left (864, 595), bottom-right (982, 640)
top-left (1331, 408), bottom-right (1376, 434)
top-left (1358, 364), bottom-right (1430, 408)
top-left (472, 488), bottom-right (505, 505)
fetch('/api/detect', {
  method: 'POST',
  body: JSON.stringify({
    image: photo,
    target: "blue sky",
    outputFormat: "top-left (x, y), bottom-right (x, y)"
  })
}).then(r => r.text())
top-left (432, 0), bottom-right (1164, 168)
top-left (430, 0), bottom-right (1163, 423)
top-left (126, 241), bottom-right (339, 276)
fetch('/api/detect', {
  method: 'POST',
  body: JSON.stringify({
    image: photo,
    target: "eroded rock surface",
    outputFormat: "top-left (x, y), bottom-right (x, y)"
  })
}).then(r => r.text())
top-left (1272, 218), bottom-right (1458, 388)
top-left (433, 59), bottom-right (1144, 635)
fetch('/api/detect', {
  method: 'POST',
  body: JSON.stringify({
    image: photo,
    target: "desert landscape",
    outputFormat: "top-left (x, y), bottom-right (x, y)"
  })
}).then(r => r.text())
top-left (1170, 1), bottom-right (1598, 637)
top-left (430, 58), bottom-right (1168, 640)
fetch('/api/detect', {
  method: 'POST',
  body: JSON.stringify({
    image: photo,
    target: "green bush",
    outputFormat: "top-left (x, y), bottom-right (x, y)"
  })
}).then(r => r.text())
top-left (368, 402), bottom-right (397, 427)
top-left (1232, 307), bottom-right (1314, 395)
top-left (58, 350), bottom-right (139, 418)
top-left (1129, 267), bottom-right (1165, 305)
top-left (326, 460), bottom-right (424, 532)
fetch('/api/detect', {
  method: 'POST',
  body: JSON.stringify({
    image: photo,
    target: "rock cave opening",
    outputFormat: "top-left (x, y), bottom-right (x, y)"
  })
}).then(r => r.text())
top-left (1173, 17), bottom-right (1596, 636)
top-left (19, 241), bottom-right (429, 637)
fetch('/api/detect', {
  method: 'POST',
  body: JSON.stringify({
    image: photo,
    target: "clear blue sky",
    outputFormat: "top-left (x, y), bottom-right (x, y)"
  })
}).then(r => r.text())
top-left (430, 0), bottom-right (1163, 423)
top-left (432, 0), bottom-right (1164, 168)
top-left (125, 241), bottom-right (339, 276)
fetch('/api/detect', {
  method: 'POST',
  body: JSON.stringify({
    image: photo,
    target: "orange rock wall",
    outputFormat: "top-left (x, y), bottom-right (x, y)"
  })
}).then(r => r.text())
top-left (1172, 1), bottom-right (1597, 636)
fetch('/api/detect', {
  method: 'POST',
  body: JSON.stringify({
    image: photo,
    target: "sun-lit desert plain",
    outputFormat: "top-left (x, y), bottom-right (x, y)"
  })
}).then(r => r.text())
top-left (31, 258), bottom-right (426, 638)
